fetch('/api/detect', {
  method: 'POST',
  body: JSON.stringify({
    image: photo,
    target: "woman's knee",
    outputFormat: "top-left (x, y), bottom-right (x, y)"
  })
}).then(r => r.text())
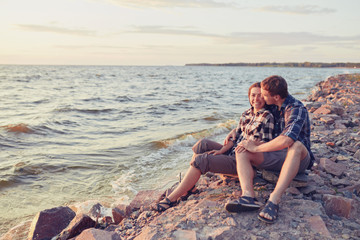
top-left (190, 154), bottom-right (210, 174)
top-left (192, 138), bottom-right (209, 153)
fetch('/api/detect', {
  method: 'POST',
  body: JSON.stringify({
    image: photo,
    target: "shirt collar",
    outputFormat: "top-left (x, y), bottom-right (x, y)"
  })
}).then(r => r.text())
top-left (280, 94), bottom-right (295, 111)
top-left (251, 106), bottom-right (266, 115)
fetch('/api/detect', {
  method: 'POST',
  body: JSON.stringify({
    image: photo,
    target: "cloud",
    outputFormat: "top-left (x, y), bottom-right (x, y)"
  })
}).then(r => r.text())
top-left (257, 5), bottom-right (336, 15)
top-left (128, 25), bottom-right (221, 38)
top-left (103, 0), bottom-right (236, 8)
top-left (15, 24), bottom-right (96, 36)
top-left (126, 25), bottom-right (360, 47)
top-left (226, 32), bottom-right (360, 47)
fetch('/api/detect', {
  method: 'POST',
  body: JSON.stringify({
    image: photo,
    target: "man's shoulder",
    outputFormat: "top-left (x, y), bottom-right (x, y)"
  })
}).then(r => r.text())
top-left (284, 95), bottom-right (306, 109)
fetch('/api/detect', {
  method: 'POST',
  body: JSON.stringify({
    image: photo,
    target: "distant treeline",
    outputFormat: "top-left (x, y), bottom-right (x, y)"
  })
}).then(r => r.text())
top-left (185, 62), bottom-right (360, 68)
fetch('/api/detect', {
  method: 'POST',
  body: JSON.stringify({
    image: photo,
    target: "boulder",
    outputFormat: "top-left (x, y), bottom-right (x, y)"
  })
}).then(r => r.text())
top-left (73, 228), bottom-right (121, 240)
top-left (318, 158), bottom-right (347, 176)
top-left (57, 214), bottom-right (95, 240)
top-left (323, 194), bottom-right (360, 219)
top-left (28, 206), bottom-right (76, 240)
top-left (112, 204), bottom-right (131, 224)
top-left (307, 215), bottom-right (331, 238)
top-left (129, 190), bottom-right (163, 211)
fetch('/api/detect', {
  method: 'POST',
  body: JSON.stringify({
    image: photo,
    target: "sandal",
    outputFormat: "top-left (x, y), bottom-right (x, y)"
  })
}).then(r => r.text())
top-left (180, 185), bottom-right (199, 201)
top-left (153, 197), bottom-right (177, 212)
top-left (258, 200), bottom-right (279, 224)
top-left (225, 196), bottom-right (261, 213)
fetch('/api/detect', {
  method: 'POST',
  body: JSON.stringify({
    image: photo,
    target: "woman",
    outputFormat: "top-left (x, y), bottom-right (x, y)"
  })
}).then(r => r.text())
top-left (153, 82), bottom-right (275, 212)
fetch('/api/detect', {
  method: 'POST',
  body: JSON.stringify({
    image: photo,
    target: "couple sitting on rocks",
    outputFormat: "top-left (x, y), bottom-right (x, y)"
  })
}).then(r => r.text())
top-left (153, 75), bottom-right (314, 224)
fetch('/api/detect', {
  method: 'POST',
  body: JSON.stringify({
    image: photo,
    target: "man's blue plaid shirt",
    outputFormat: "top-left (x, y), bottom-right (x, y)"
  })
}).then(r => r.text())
top-left (270, 95), bottom-right (315, 168)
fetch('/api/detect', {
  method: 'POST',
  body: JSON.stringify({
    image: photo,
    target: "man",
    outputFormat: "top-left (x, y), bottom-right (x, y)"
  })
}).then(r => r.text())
top-left (225, 75), bottom-right (314, 224)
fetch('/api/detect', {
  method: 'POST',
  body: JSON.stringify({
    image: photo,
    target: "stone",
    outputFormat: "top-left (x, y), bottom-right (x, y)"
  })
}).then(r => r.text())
top-left (0, 220), bottom-right (32, 240)
top-left (112, 204), bottom-right (131, 224)
top-left (319, 158), bottom-right (347, 176)
top-left (323, 194), bottom-right (360, 219)
top-left (313, 105), bottom-right (331, 115)
top-left (129, 190), bottom-right (163, 211)
top-left (354, 149), bottom-right (360, 160)
top-left (337, 183), bottom-right (360, 195)
top-left (172, 229), bottom-right (197, 240)
top-left (134, 226), bottom-right (163, 240)
top-left (307, 215), bottom-right (331, 238)
top-left (57, 214), bottom-right (95, 240)
top-left (28, 206), bottom-right (76, 240)
top-left (73, 228), bottom-right (121, 240)
top-left (261, 170), bottom-right (308, 187)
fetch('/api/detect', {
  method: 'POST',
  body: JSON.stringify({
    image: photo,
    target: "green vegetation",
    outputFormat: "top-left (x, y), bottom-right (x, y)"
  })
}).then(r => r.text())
top-left (185, 62), bottom-right (360, 68)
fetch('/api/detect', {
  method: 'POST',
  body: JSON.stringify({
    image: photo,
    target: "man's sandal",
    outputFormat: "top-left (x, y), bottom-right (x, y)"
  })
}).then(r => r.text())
top-left (180, 185), bottom-right (199, 201)
top-left (225, 196), bottom-right (261, 213)
top-left (258, 200), bottom-right (279, 224)
top-left (153, 197), bottom-right (177, 212)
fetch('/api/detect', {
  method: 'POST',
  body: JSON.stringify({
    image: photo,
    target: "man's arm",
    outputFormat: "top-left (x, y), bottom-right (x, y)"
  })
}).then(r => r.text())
top-left (241, 135), bottom-right (294, 153)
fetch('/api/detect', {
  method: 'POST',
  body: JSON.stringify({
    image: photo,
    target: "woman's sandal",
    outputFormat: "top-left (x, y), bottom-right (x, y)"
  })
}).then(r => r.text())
top-left (258, 200), bottom-right (279, 224)
top-left (180, 185), bottom-right (200, 201)
top-left (153, 197), bottom-right (177, 212)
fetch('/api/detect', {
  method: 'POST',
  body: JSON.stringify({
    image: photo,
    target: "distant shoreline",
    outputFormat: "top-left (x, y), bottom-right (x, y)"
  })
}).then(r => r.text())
top-left (185, 62), bottom-right (360, 68)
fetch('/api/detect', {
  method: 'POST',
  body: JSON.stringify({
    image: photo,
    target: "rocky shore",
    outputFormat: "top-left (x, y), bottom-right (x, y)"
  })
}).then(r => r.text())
top-left (2, 74), bottom-right (360, 240)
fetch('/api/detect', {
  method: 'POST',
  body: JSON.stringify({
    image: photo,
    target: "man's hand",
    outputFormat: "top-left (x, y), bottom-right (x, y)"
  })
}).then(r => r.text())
top-left (234, 145), bottom-right (246, 154)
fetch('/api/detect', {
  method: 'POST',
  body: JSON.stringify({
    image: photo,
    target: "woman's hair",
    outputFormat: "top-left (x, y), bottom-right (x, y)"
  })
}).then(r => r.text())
top-left (248, 82), bottom-right (261, 98)
top-left (261, 75), bottom-right (288, 99)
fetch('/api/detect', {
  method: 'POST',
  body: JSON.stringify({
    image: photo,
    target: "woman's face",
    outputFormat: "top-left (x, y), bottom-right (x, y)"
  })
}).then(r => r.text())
top-left (249, 87), bottom-right (265, 111)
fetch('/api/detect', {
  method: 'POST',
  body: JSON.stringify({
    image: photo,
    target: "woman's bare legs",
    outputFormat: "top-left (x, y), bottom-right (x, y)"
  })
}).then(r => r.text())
top-left (157, 166), bottom-right (201, 208)
top-left (236, 151), bottom-right (264, 198)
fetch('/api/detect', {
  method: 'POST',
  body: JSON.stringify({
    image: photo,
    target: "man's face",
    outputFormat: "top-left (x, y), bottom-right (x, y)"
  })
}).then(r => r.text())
top-left (261, 88), bottom-right (275, 105)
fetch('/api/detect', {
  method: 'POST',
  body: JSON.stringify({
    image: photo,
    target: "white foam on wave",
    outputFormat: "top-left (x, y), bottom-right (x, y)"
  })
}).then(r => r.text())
top-left (110, 119), bottom-right (237, 196)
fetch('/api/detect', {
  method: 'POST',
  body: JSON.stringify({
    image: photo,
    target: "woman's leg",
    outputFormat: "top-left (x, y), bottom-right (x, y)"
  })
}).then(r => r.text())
top-left (157, 152), bottom-right (237, 210)
top-left (192, 138), bottom-right (223, 154)
top-left (236, 151), bottom-right (264, 198)
top-left (166, 166), bottom-right (201, 202)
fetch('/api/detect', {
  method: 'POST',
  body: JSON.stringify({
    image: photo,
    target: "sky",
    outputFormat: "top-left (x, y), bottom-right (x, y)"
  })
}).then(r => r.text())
top-left (0, 0), bottom-right (359, 65)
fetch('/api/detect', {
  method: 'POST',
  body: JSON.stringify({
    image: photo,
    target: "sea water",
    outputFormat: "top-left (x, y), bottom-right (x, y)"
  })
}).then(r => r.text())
top-left (1, 65), bottom-right (359, 235)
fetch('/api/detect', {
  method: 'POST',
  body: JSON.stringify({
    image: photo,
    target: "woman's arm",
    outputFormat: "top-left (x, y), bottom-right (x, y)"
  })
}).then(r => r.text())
top-left (224, 128), bottom-right (237, 145)
top-left (209, 140), bottom-right (234, 155)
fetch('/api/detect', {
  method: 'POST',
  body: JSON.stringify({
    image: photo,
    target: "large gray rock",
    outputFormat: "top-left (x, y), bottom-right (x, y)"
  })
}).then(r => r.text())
top-left (28, 206), bottom-right (76, 240)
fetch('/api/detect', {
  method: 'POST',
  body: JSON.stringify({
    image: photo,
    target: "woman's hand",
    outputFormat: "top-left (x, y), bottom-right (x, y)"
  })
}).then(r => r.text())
top-left (208, 150), bottom-right (223, 155)
top-left (224, 129), bottom-right (236, 145)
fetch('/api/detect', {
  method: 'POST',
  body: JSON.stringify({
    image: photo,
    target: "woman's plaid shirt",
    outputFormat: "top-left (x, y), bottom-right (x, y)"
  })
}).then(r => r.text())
top-left (235, 107), bottom-right (274, 143)
top-left (228, 107), bottom-right (274, 156)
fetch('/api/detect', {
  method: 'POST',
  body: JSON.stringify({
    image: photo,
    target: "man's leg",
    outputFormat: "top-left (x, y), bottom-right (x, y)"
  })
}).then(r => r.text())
top-left (259, 141), bottom-right (308, 220)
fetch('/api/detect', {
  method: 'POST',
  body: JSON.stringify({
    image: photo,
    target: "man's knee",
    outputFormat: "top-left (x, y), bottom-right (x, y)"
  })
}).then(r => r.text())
top-left (289, 141), bottom-right (308, 160)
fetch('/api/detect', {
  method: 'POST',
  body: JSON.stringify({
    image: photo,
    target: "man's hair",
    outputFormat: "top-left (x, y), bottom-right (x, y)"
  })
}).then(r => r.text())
top-left (248, 82), bottom-right (261, 98)
top-left (261, 75), bottom-right (288, 99)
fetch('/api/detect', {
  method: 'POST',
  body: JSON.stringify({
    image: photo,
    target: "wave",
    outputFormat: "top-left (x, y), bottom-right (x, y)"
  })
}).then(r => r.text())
top-left (152, 119), bottom-right (237, 149)
top-left (1, 124), bottom-right (33, 133)
top-left (55, 107), bottom-right (114, 114)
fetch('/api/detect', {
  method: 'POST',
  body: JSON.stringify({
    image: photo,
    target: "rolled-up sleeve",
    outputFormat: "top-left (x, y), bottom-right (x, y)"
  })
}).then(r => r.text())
top-left (281, 105), bottom-right (306, 141)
